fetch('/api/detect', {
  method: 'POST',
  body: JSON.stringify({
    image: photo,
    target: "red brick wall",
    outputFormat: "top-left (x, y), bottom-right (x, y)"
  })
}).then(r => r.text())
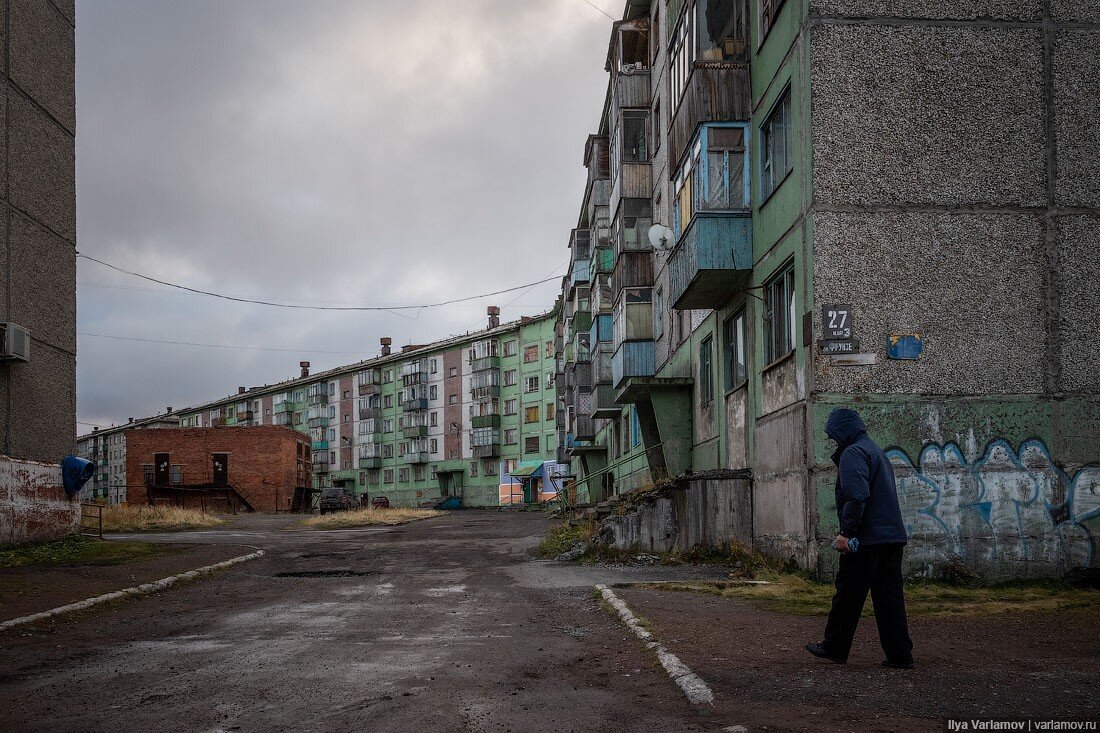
top-left (444, 347), bottom-right (464, 459)
top-left (124, 426), bottom-right (310, 513)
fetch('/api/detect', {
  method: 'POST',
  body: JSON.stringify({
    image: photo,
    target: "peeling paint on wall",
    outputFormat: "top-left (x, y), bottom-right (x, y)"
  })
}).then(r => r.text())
top-left (0, 457), bottom-right (81, 546)
top-left (888, 439), bottom-right (1100, 579)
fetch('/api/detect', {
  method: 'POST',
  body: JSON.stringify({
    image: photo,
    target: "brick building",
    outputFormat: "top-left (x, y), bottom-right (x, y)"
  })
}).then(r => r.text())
top-left (125, 426), bottom-right (314, 513)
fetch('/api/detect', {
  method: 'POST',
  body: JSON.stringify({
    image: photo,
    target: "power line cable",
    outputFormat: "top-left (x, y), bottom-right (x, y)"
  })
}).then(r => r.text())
top-left (78, 331), bottom-right (371, 355)
top-left (77, 252), bottom-right (566, 312)
top-left (579, 0), bottom-right (616, 21)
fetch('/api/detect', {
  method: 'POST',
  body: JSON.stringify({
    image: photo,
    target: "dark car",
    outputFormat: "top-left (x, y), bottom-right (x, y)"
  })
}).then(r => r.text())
top-left (318, 488), bottom-right (356, 514)
top-left (370, 496), bottom-right (390, 509)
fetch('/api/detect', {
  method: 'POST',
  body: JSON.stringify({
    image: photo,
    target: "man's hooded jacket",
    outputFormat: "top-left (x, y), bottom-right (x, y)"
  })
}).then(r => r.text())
top-left (826, 408), bottom-right (908, 545)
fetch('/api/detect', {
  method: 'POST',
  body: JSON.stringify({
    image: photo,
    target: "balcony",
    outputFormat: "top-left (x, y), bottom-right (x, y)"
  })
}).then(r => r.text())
top-left (470, 384), bottom-right (500, 401)
top-left (471, 355), bottom-right (500, 372)
top-left (274, 401), bottom-right (296, 415)
top-left (406, 451), bottom-right (431, 464)
top-left (359, 406), bottom-right (381, 420)
top-left (312, 440), bottom-right (329, 451)
top-left (592, 384), bottom-right (619, 419)
top-left (402, 397), bottom-right (429, 412)
top-left (402, 425), bottom-right (428, 439)
top-left (612, 340), bottom-right (656, 389)
top-left (312, 455), bottom-right (330, 472)
top-left (613, 289), bottom-right (654, 348)
top-left (357, 370), bottom-right (381, 395)
top-left (572, 413), bottom-right (595, 442)
top-left (359, 456), bottom-right (383, 469)
top-left (569, 257), bottom-right (591, 289)
top-left (668, 213), bottom-right (753, 310)
top-left (614, 67), bottom-right (650, 108)
top-left (357, 382), bottom-right (381, 396)
top-left (612, 251), bottom-right (655, 295)
top-left (471, 414), bottom-right (501, 429)
top-left (472, 442), bottom-right (501, 459)
top-left (307, 390), bottom-right (329, 406)
top-left (584, 134), bottom-right (610, 192)
top-left (211, 417), bottom-right (226, 427)
top-left (307, 415), bottom-right (329, 429)
top-left (669, 62), bottom-right (751, 175)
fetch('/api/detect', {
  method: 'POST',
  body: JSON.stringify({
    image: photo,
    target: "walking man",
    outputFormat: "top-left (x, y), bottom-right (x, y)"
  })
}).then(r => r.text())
top-left (805, 408), bottom-right (915, 669)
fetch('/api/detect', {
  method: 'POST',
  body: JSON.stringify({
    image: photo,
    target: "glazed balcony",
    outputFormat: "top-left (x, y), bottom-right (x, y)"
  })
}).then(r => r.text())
top-left (612, 289), bottom-right (654, 349)
top-left (402, 397), bottom-right (429, 412)
top-left (307, 415), bottom-right (329, 429)
top-left (669, 62), bottom-right (751, 175)
top-left (471, 414), bottom-right (501, 429)
top-left (610, 165), bottom-right (652, 220)
top-left (312, 440), bottom-right (329, 451)
top-left (668, 213), bottom-right (753, 310)
top-left (472, 442), bottom-right (501, 459)
top-left (358, 404), bottom-right (382, 420)
top-left (307, 387), bottom-right (329, 406)
top-left (402, 425), bottom-right (428, 439)
top-left (471, 356), bottom-right (500, 372)
top-left (274, 401), bottom-right (297, 415)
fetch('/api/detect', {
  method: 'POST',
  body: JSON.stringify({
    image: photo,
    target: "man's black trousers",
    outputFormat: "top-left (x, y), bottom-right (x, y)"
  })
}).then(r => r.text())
top-left (821, 542), bottom-right (913, 662)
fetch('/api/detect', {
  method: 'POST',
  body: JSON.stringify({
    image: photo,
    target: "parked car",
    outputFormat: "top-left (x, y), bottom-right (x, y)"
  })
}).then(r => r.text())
top-left (370, 495), bottom-right (390, 509)
top-left (318, 488), bottom-right (356, 514)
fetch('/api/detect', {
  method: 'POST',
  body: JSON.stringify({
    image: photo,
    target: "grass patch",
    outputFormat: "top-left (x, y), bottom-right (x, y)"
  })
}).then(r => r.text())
top-left (644, 574), bottom-right (1100, 618)
top-left (538, 521), bottom-right (598, 558)
top-left (102, 505), bottom-right (226, 533)
top-left (299, 507), bottom-right (444, 529)
top-left (0, 534), bottom-right (176, 568)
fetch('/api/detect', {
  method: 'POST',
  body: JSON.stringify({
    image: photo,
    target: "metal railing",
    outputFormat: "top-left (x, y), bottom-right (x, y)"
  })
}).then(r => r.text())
top-left (80, 503), bottom-right (104, 538)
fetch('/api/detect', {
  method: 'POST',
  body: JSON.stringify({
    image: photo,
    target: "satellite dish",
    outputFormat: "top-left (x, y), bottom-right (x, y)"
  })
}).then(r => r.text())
top-left (648, 224), bottom-right (675, 250)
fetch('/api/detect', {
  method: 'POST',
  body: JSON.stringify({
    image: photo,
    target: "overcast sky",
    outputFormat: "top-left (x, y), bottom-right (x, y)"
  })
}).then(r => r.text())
top-left (75, 0), bottom-right (613, 431)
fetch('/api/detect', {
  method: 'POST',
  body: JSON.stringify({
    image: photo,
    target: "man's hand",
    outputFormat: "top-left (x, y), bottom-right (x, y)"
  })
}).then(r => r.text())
top-left (833, 534), bottom-right (850, 553)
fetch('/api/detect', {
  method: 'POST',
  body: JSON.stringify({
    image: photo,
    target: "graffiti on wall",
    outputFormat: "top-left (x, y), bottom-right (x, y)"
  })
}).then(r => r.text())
top-left (886, 439), bottom-right (1100, 574)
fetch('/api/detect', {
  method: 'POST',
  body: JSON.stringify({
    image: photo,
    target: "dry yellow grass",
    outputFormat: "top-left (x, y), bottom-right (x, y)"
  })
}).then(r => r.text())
top-left (100, 505), bottom-right (226, 532)
top-left (300, 507), bottom-right (445, 529)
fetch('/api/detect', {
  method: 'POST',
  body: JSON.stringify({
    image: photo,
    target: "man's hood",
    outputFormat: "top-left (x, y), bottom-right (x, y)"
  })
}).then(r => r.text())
top-left (825, 408), bottom-right (867, 447)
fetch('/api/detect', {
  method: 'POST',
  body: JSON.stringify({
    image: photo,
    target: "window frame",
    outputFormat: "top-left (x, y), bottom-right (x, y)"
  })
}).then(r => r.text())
top-left (699, 336), bottom-right (714, 406)
top-left (723, 308), bottom-right (748, 392)
top-left (762, 262), bottom-right (797, 366)
top-left (760, 87), bottom-right (792, 202)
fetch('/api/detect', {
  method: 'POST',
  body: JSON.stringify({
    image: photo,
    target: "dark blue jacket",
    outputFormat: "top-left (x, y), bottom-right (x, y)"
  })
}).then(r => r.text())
top-left (826, 409), bottom-right (908, 545)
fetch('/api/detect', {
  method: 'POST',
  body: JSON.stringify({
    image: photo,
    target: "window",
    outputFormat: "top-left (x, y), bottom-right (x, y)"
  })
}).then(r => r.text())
top-left (504, 370), bottom-right (517, 387)
top-left (724, 309), bottom-right (748, 390)
top-left (430, 438), bottom-right (438, 453)
top-left (328, 428), bottom-right (335, 440)
top-left (523, 345), bottom-right (539, 363)
top-left (483, 459), bottom-right (498, 475)
top-left (763, 263), bottom-right (797, 364)
top-left (654, 288), bottom-right (665, 337)
top-left (546, 403), bottom-right (555, 421)
top-left (449, 394), bottom-right (458, 405)
top-left (384, 469), bottom-right (394, 483)
top-left (414, 466), bottom-right (425, 481)
top-left (170, 465), bottom-right (182, 485)
top-left (547, 434), bottom-right (557, 451)
top-left (545, 341), bottom-right (553, 358)
top-left (504, 428), bottom-right (518, 444)
top-left (761, 89), bottom-right (792, 200)
top-left (328, 405), bottom-right (336, 419)
top-left (524, 375), bottom-right (539, 393)
top-left (384, 418), bottom-right (393, 432)
top-left (449, 367), bottom-right (458, 377)
top-left (653, 100), bottom-right (662, 152)
top-left (504, 399), bottom-right (517, 415)
top-left (621, 111), bottom-right (649, 163)
top-left (524, 436), bottom-right (540, 454)
top-left (430, 359), bottom-right (438, 374)
top-left (383, 444), bottom-right (394, 458)
top-left (673, 124), bottom-right (748, 235)
top-left (699, 336), bottom-right (714, 405)
top-left (469, 462), bottom-right (478, 478)
top-left (669, 6), bottom-right (694, 106)
top-left (430, 412), bottom-right (438, 427)
top-left (399, 468), bottom-right (409, 483)
top-left (430, 385), bottom-right (438, 400)
top-left (524, 405), bottom-right (540, 423)
top-left (343, 390), bottom-right (351, 399)
top-left (759, 0), bottom-right (786, 42)
top-left (503, 340), bottom-right (517, 356)
top-left (383, 395), bottom-right (393, 408)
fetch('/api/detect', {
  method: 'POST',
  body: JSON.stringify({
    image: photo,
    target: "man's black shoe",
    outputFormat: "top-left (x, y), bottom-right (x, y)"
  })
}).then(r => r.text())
top-left (882, 658), bottom-right (915, 669)
top-left (804, 643), bottom-right (846, 663)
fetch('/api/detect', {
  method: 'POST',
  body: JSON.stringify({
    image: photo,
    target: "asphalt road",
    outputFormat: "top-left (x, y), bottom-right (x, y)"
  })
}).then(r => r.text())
top-left (0, 511), bottom-right (737, 733)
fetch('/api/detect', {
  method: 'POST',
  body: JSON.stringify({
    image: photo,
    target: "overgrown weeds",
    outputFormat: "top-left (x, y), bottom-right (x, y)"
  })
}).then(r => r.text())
top-left (300, 507), bottom-right (444, 529)
top-left (102, 505), bottom-right (226, 533)
top-left (644, 574), bottom-right (1100, 618)
top-left (538, 521), bottom-right (599, 558)
top-left (0, 534), bottom-right (176, 568)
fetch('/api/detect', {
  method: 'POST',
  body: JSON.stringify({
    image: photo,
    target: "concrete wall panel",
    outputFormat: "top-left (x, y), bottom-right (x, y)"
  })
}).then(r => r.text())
top-left (10, 0), bottom-right (75, 132)
top-left (811, 25), bottom-right (1045, 208)
top-left (8, 344), bottom-right (75, 462)
top-left (724, 387), bottom-right (749, 469)
top-left (1051, 0), bottom-right (1100, 22)
top-left (1057, 215), bottom-right (1100, 393)
top-left (1054, 31), bottom-right (1100, 208)
top-left (7, 89), bottom-right (75, 241)
top-left (809, 0), bottom-right (1042, 20)
top-left (812, 211), bottom-right (1047, 395)
top-left (9, 214), bottom-right (75, 354)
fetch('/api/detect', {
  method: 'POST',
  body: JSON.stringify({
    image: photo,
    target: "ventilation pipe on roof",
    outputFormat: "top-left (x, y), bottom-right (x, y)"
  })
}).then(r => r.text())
top-left (300, 361), bottom-right (310, 378)
top-left (488, 306), bottom-right (500, 329)
top-left (381, 337), bottom-right (392, 357)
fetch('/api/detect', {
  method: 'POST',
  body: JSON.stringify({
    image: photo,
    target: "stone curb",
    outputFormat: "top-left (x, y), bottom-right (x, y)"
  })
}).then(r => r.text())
top-left (595, 583), bottom-right (715, 705)
top-left (0, 549), bottom-right (265, 631)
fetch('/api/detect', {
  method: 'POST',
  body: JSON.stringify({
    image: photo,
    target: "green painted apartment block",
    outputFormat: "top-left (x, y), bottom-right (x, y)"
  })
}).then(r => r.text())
top-left (177, 308), bottom-right (563, 509)
top-left (556, 0), bottom-right (1100, 580)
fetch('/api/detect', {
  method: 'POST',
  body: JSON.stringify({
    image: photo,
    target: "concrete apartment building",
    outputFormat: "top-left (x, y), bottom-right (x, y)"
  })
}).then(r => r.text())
top-left (74, 411), bottom-right (180, 503)
top-left (557, 0), bottom-right (1100, 579)
top-left (176, 308), bottom-right (565, 509)
top-left (0, 1), bottom-right (79, 544)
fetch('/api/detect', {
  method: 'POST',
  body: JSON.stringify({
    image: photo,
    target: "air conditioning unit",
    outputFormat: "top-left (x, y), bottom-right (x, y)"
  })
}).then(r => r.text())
top-left (0, 323), bottom-right (30, 362)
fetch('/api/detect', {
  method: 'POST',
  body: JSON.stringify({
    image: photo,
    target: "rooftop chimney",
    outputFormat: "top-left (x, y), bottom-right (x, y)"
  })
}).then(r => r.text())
top-left (300, 361), bottom-right (310, 378)
top-left (238, 387), bottom-right (246, 395)
top-left (128, 417), bottom-right (134, 423)
top-left (166, 406), bottom-right (173, 414)
top-left (381, 337), bottom-right (392, 357)
top-left (488, 305), bottom-right (500, 329)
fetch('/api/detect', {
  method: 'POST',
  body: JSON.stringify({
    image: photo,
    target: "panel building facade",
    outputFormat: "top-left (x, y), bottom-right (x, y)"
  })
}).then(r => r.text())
top-left (175, 309), bottom-right (563, 508)
top-left (557, 0), bottom-right (1100, 579)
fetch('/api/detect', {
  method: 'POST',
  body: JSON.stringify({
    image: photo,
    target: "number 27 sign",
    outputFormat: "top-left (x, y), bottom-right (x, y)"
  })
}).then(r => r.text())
top-left (823, 304), bottom-right (853, 339)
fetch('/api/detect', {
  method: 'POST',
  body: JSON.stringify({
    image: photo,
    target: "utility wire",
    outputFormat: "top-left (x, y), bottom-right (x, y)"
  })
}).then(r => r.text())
top-left (78, 331), bottom-right (370, 355)
top-left (77, 252), bottom-right (566, 312)
top-left (579, 0), bottom-right (616, 21)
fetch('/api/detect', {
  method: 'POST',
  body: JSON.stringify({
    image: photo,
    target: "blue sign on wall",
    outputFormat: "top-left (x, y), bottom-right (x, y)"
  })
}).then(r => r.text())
top-left (887, 333), bottom-right (923, 360)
